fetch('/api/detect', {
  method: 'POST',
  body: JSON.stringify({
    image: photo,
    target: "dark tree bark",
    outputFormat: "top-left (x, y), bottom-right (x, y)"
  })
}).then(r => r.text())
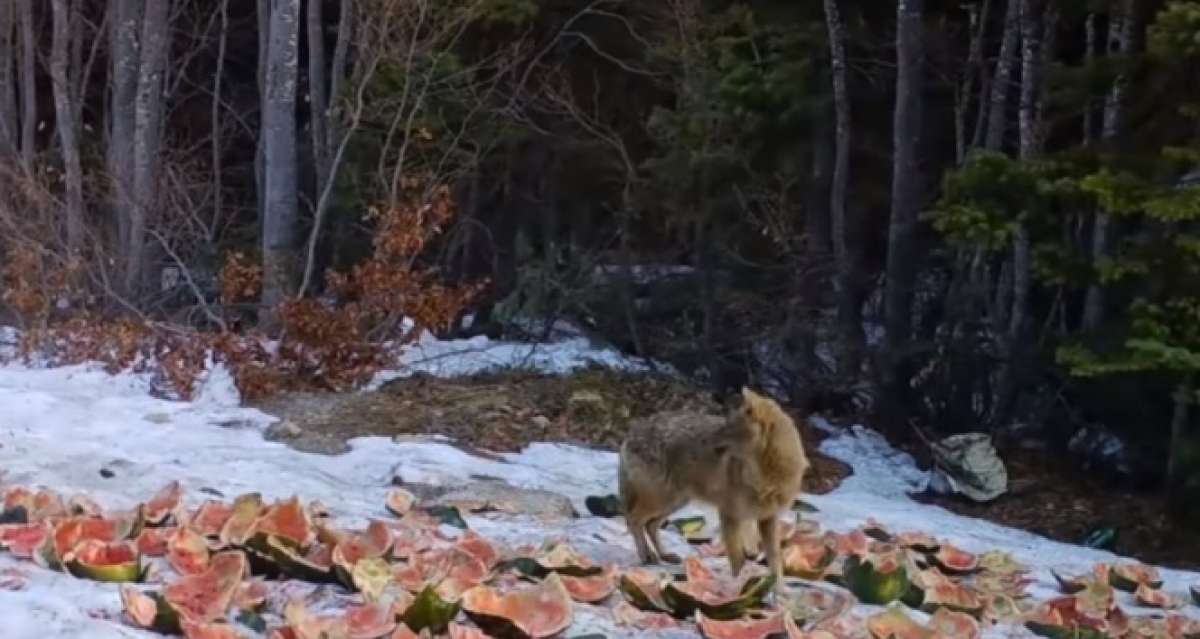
top-left (0, 0), bottom-right (15, 158)
top-left (1011, 0), bottom-right (1043, 339)
top-left (1035, 5), bottom-right (1057, 150)
top-left (127, 0), bottom-right (172, 293)
top-left (1100, 0), bottom-right (1134, 143)
top-left (1082, 0), bottom-right (1136, 331)
top-left (1167, 379), bottom-right (1200, 529)
top-left (957, 0), bottom-right (989, 163)
top-left (109, 0), bottom-right (143, 254)
top-left (69, 1), bottom-right (97, 127)
top-left (307, 0), bottom-right (329, 191)
top-left (993, 0), bottom-right (1053, 428)
top-left (330, 0), bottom-right (352, 110)
top-left (985, 0), bottom-right (1021, 151)
top-left (299, 0), bottom-right (355, 298)
top-left (68, 0), bottom-right (81, 106)
top-left (260, 0), bottom-right (302, 326)
top-left (807, 108), bottom-right (832, 257)
top-left (298, 0), bottom-right (355, 299)
top-left (256, 0), bottom-right (270, 225)
top-left (884, 0), bottom-right (924, 359)
top-left (49, 0), bottom-right (83, 253)
top-left (1082, 12), bottom-right (1096, 145)
top-left (15, 0), bottom-right (34, 168)
top-left (824, 0), bottom-right (865, 377)
top-left (211, 0), bottom-right (229, 243)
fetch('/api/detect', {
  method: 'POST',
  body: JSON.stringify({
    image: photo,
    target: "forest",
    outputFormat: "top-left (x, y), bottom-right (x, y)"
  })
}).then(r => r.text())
top-left (1, 0), bottom-right (1199, 529)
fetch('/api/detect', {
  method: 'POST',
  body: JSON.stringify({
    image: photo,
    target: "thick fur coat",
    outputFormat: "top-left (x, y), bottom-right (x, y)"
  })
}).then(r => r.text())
top-left (617, 387), bottom-right (809, 588)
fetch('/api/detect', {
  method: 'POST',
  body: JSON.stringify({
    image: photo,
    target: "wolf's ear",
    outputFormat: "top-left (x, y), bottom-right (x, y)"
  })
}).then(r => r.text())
top-left (741, 387), bottom-right (765, 410)
top-left (738, 387), bottom-right (754, 415)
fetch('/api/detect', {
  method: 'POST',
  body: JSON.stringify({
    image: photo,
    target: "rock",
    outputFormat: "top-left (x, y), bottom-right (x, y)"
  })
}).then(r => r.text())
top-left (99, 459), bottom-right (134, 479)
top-left (565, 390), bottom-right (612, 426)
top-left (260, 419), bottom-right (350, 454)
top-left (215, 419), bottom-right (259, 431)
top-left (929, 432), bottom-right (1008, 502)
top-left (430, 480), bottom-right (577, 520)
top-left (585, 494), bottom-right (621, 518)
top-left (567, 390), bottom-right (606, 410)
top-left (265, 419), bottom-right (303, 440)
top-left (1067, 425), bottom-right (1161, 489)
top-left (392, 480), bottom-right (453, 502)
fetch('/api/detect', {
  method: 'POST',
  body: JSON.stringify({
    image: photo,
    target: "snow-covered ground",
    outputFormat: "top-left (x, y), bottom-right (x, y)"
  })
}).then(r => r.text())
top-left (366, 324), bottom-right (661, 389)
top-left (0, 330), bottom-right (1196, 638)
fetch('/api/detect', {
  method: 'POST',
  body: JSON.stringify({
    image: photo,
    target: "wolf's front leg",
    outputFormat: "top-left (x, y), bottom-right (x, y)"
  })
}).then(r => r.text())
top-left (758, 515), bottom-right (784, 597)
top-left (719, 511), bottom-right (745, 578)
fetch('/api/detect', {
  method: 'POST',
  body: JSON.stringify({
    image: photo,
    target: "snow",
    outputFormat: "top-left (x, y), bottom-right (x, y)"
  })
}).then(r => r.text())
top-left (366, 327), bottom-right (659, 389)
top-left (806, 424), bottom-right (1199, 608)
top-left (0, 334), bottom-right (1196, 637)
top-left (591, 263), bottom-right (696, 285)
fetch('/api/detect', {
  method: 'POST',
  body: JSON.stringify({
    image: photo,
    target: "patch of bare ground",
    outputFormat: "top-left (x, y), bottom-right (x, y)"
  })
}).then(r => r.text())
top-left (250, 367), bottom-right (851, 496)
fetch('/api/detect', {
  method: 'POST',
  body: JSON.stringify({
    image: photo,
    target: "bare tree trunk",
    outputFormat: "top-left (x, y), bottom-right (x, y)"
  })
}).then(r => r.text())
top-left (991, 0), bottom-right (1050, 429)
top-left (1082, 0), bottom-right (1136, 331)
top-left (884, 0), bottom-right (924, 350)
top-left (299, 0), bottom-right (355, 298)
top-left (993, 257), bottom-right (1012, 329)
top-left (0, 0), bottom-right (16, 158)
top-left (807, 110), bottom-right (832, 256)
top-left (825, 0), bottom-right (849, 264)
top-left (696, 217), bottom-right (721, 392)
top-left (256, 0), bottom-right (269, 226)
top-left (1101, 1), bottom-right (1133, 142)
top-left (971, 36), bottom-right (992, 149)
top-left (1082, 12), bottom-right (1096, 145)
top-left (49, 0), bottom-right (83, 253)
top-left (260, 0), bottom-right (302, 327)
top-left (618, 186), bottom-right (645, 359)
top-left (68, 0), bottom-right (81, 101)
top-left (882, 0), bottom-right (924, 425)
top-left (1166, 378), bottom-right (1200, 530)
top-left (1011, 0), bottom-right (1043, 340)
top-left (824, 0), bottom-right (864, 377)
top-left (985, 0), bottom-right (1020, 151)
top-left (127, 0), bottom-right (172, 294)
top-left (258, 0), bottom-right (269, 122)
top-left (1008, 232), bottom-right (1032, 343)
top-left (299, 0), bottom-right (332, 300)
top-left (957, 0), bottom-right (989, 163)
top-left (109, 0), bottom-right (142, 255)
top-left (1035, 5), bottom-right (1057, 149)
top-left (211, 0), bottom-right (229, 244)
top-left (307, 0), bottom-right (329, 192)
top-left (15, 0), bottom-right (34, 169)
top-left (330, 0), bottom-right (352, 110)
top-left (69, 0), bottom-right (93, 126)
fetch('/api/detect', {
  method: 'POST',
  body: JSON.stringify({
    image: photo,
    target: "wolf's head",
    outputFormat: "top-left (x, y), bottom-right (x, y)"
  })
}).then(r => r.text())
top-left (732, 387), bottom-right (793, 438)
top-left (725, 387), bottom-right (809, 475)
